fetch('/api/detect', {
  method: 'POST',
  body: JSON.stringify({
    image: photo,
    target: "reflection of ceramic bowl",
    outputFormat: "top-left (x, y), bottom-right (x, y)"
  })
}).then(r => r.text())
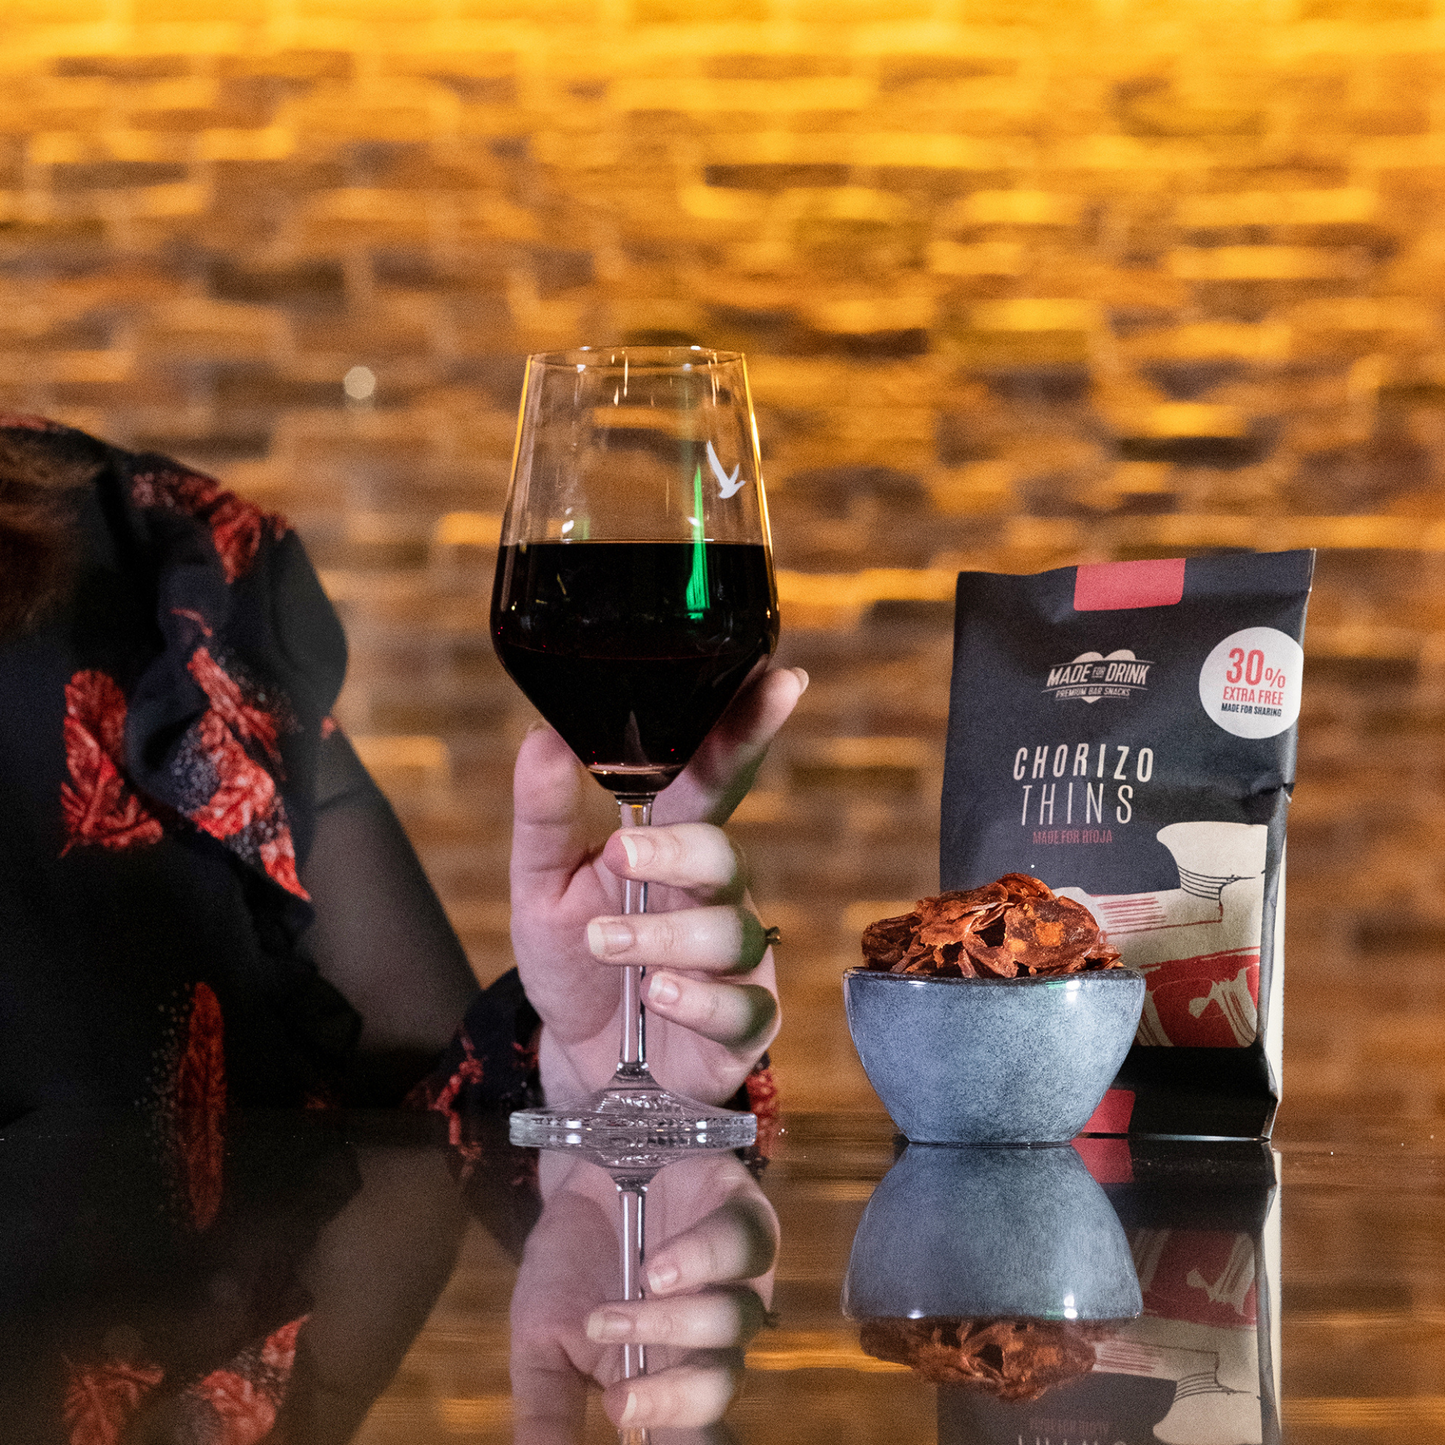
top-left (843, 967), bottom-right (1145, 1144)
top-left (842, 1143), bottom-right (1142, 1322)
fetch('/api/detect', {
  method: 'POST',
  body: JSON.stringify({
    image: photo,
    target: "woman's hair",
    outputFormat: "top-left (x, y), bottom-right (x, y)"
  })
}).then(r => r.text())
top-left (0, 429), bottom-right (91, 638)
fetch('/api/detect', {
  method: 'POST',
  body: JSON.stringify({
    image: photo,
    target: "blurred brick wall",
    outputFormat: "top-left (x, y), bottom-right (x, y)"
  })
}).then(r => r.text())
top-left (5, 0), bottom-right (1445, 1115)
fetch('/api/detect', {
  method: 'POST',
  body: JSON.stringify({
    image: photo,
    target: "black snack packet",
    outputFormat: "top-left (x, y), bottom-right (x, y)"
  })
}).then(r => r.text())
top-left (941, 553), bottom-right (1314, 1138)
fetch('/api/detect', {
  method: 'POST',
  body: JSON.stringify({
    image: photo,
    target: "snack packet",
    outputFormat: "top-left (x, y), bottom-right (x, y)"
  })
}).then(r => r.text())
top-left (941, 553), bottom-right (1313, 1137)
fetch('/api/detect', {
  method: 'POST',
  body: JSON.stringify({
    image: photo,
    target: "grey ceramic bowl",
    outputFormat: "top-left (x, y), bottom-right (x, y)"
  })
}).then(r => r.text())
top-left (843, 967), bottom-right (1145, 1144)
top-left (843, 1142), bottom-right (1142, 1321)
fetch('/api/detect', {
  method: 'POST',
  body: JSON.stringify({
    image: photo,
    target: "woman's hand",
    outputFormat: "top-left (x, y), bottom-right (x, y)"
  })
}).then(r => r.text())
top-left (509, 665), bottom-right (806, 1106)
top-left (510, 1150), bottom-right (778, 1443)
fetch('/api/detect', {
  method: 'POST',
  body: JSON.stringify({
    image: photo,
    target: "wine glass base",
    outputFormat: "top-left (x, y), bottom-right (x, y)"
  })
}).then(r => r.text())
top-left (509, 1084), bottom-right (757, 1154)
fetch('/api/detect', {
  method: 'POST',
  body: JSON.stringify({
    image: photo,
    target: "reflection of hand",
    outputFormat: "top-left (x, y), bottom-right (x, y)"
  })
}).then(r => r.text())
top-left (510, 665), bottom-right (806, 1105)
top-left (510, 1150), bottom-right (778, 1442)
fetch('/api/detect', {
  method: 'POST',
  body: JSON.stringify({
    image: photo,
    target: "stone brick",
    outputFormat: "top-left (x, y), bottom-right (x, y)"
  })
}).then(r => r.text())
top-left (877, 55), bottom-right (1018, 88)
top-left (53, 54), bottom-right (191, 78)
top-left (49, 160), bottom-right (191, 190)
top-left (210, 362), bottom-right (346, 409)
top-left (7, 0), bottom-right (111, 20)
top-left (208, 258), bottom-right (347, 308)
top-left (131, 0), bottom-right (247, 19)
top-left (126, 423), bottom-right (275, 462)
top-left (210, 157), bottom-right (346, 193)
top-left (1169, 245), bottom-right (1370, 281)
top-left (631, 0), bottom-right (768, 19)
top-left (217, 51), bottom-right (355, 81)
top-left (705, 162), bottom-right (852, 189)
top-left (292, 0), bottom-right (438, 19)
top-left (1300, 0), bottom-right (1429, 14)
top-left (705, 55), bottom-right (853, 81)
top-left (136, 299), bottom-right (286, 361)
top-left (672, 79), bottom-right (877, 117)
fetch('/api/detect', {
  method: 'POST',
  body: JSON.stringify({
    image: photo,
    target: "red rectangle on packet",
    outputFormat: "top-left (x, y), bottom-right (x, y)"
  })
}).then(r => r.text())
top-left (1074, 558), bottom-right (1187, 612)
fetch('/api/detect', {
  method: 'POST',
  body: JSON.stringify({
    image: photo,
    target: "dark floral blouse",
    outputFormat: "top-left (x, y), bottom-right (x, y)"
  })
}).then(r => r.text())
top-left (0, 414), bottom-right (541, 1129)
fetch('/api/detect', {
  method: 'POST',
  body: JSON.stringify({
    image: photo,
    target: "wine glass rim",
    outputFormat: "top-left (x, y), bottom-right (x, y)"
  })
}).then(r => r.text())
top-left (527, 345), bottom-right (746, 370)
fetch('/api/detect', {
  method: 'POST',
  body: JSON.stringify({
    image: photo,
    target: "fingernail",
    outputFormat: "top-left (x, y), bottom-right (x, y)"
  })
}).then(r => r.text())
top-left (618, 1391), bottom-right (640, 1426)
top-left (647, 1262), bottom-right (679, 1293)
top-left (647, 972), bottom-right (680, 1006)
top-left (618, 831), bottom-right (652, 869)
top-left (586, 1308), bottom-right (632, 1342)
top-left (792, 667), bottom-right (810, 693)
top-left (588, 918), bottom-right (635, 956)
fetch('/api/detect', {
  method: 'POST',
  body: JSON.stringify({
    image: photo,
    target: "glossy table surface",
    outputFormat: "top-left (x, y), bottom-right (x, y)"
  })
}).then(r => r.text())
top-left (5, 1107), bottom-right (1440, 1444)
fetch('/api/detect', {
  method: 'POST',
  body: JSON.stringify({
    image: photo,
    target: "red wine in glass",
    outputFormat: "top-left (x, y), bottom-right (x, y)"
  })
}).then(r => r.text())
top-left (492, 540), bottom-right (779, 797)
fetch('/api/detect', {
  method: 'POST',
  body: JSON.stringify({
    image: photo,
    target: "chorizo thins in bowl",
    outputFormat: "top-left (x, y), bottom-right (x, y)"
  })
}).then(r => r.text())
top-left (844, 874), bottom-right (1145, 1144)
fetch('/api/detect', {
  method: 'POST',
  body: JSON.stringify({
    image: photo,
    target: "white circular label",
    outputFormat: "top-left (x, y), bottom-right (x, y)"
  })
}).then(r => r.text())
top-left (1198, 627), bottom-right (1303, 738)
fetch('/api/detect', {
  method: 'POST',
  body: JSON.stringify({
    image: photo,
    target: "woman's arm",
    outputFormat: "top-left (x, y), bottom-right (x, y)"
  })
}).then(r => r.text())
top-left (299, 729), bottom-right (481, 1100)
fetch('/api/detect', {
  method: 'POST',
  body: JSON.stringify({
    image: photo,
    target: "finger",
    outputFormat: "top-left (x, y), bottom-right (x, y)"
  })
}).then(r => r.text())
top-left (604, 1358), bottom-right (743, 1431)
top-left (510, 726), bottom-right (591, 896)
top-left (644, 974), bottom-right (778, 1050)
top-left (587, 906), bottom-right (769, 973)
top-left (507, 726), bottom-right (626, 1049)
top-left (644, 1195), bottom-right (778, 1296)
top-left (656, 665), bottom-right (809, 826)
top-left (600, 823), bottom-right (744, 900)
top-left (586, 1287), bottom-right (766, 1351)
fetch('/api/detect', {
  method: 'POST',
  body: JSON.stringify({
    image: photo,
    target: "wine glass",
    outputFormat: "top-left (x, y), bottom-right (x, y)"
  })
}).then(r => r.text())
top-left (492, 346), bottom-right (779, 1151)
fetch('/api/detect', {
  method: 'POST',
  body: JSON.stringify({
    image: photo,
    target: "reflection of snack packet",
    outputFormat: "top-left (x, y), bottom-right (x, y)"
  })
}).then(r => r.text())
top-left (861, 873), bottom-right (1122, 978)
top-left (942, 552), bottom-right (1313, 1137)
top-left (924, 1140), bottom-right (1281, 1444)
top-left (860, 1317), bottom-right (1101, 1401)
top-left (1092, 1138), bottom-right (1279, 1445)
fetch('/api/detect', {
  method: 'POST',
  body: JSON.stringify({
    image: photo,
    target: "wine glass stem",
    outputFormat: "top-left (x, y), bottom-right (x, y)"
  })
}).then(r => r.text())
top-left (618, 796), bottom-right (654, 1077)
top-left (618, 1181), bottom-right (648, 1381)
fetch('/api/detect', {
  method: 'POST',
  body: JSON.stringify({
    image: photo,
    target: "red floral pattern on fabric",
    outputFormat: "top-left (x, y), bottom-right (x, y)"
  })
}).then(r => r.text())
top-left (63, 1358), bottom-right (165, 1445)
top-left (188, 648), bottom-right (283, 766)
top-left (60, 1315), bottom-right (307, 1445)
top-left (513, 1034), bottom-right (539, 1078)
top-left (60, 671), bottom-right (164, 854)
top-left (259, 1318), bottom-right (306, 1373)
top-left (744, 1061), bottom-right (780, 1159)
top-left (180, 708), bottom-right (307, 899)
top-left (407, 1030), bottom-right (486, 1173)
top-left (130, 466), bottom-right (288, 585)
top-left (171, 606), bottom-right (214, 638)
top-left (185, 1314), bottom-right (309, 1444)
top-left (189, 710), bottom-right (278, 841)
top-left (174, 982), bottom-right (227, 1231)
top-left (188, 1371), bottom-right (276, 1445)
top-left (172, 647), bottom-right (307, 900)
top-left (420, 1029), bottom-right (484, 1146)
top-left (256, 832), bottom-right (303, 897)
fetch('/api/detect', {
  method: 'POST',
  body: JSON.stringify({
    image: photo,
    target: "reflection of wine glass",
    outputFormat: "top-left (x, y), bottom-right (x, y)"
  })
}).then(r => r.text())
top-left (493, 346), bottom-right (779, 1151)
top-left (511, 1143), bottom-right (778, 1445)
